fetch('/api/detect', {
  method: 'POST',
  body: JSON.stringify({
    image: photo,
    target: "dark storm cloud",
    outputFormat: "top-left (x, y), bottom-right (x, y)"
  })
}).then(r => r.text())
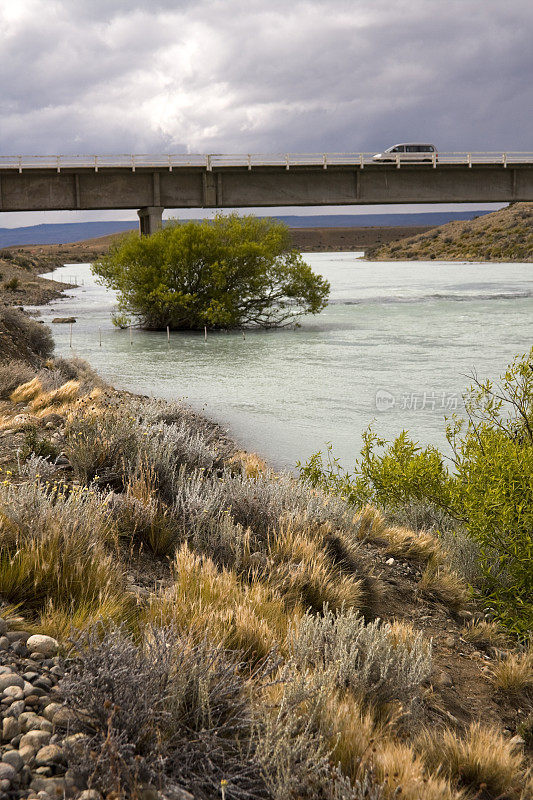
top-left (0, 0), bottom-right (531, 155)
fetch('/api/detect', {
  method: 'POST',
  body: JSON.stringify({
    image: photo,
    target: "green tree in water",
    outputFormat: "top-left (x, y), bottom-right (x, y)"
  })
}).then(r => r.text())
top-left (94, 214), bottom-right (329, 330)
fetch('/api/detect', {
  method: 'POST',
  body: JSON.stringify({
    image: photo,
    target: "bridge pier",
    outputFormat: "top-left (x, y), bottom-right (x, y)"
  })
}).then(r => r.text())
top-left (137, 206), bottom-right (164, 236)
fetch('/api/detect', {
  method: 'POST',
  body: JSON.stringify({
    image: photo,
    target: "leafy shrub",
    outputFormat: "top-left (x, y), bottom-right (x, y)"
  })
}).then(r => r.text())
top-left (3, 276), bottom-right (19, 291)
top-left (94, 214), bottom-right (330, 330)
top-left (300, 349), bottom-right (533, 634)
top-left (20, 424), bottom-right (59, 461)
top-left (111, 311), bottom-right (131, 329)
top-left (0, 360), bottom-right (34, 398)
top-left (289, 607), bottom-right (432, 714)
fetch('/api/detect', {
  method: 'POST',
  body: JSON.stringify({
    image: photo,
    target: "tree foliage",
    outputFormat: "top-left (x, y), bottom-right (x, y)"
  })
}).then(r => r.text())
top-left (93, 215), bottom-right (329, 330)
top-left (299, 348), bottom-right (533, 635)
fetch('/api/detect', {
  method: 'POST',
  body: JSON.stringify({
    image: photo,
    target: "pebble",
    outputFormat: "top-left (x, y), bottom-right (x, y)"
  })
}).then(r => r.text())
top-left (42, 704), bottom-right (62, 723)
top-left (78, 791), bottom-right (101, 800)
top-left (6, 700), bottom-right (25, 718)
top-left (5, 632), bottom-right (29, 644)
top-left (26, 637), bottom-right (59, 659)
top-left (385, 557), bottom-right (395, 565)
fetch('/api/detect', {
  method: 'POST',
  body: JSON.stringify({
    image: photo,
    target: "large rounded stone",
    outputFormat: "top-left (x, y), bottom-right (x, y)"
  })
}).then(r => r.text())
top-left (0, 675), bottom-right (24, 692)
top-left (18, 745), bottom-right (36, 765)
top-left (2, 717), bottom-right (20, 742)
top-left (3, 686), bottom-right (24, 701)
top-left (19, 730), bottom-right (51, 750)
top-left (35, 745), bottom-right (66, 767)
top-left (0, 619), bottom-right (8, 637)
top-left (42, 704), bottom-right (62, 723)
top-left (2, 750), bottom-right (23, 772)
top-left (25, 636), bottom-right (59, 658)
top-left (0, 762), bottom-right (17, 782)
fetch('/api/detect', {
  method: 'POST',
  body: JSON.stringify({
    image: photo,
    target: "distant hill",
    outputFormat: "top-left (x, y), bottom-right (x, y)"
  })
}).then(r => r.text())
top-left (368, 203), bottom-right (533, 262)
top-left (0, 210), bottom-right (494, 247)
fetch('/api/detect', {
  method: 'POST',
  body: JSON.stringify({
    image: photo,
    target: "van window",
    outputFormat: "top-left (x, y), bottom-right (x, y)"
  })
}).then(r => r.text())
top-left (392, 146), bottom-right (405, 153)
top-left (406, 146), bottom-right (418, 152)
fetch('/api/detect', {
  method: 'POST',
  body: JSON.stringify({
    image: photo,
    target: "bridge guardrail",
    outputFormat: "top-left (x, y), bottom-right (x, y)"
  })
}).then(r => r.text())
top-left (0, 152), bottom-right (532, 171)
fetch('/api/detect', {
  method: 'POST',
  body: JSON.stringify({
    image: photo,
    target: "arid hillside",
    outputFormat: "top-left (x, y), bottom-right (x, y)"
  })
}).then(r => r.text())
top-left (368, 203), bottom-right (533, 262)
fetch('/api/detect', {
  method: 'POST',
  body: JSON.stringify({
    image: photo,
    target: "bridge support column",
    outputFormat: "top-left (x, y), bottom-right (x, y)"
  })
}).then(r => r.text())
top-left (137, 206), bottom-right (164, 236)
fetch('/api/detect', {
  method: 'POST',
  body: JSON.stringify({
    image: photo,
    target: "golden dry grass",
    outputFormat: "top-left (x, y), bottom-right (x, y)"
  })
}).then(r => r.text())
top-left (490, 648), bottom-right (533, 698)
top-left (319, 691), bottom-right (382, 782)
top-left (461, 621), bottom-right (511, 650)
top-left (379, 525), bottom-right (443, 565)
top-left (418, 562), bottom-right (468, 610)
top-left (10, 377), bottom-right (43, 403)
top-left (374, 739), bottom-right (460, 800)
top-left (354, 504), bottom-right (387, 540)
top-left (145, 544), bottom-right (297, 661)
top-left (266, 520), bottom-right (367, 614)
top-left (417, 722), bottom-right (526, 798)
top-left (227, 449), bottom-right (269, 478)
top-left (30, 379), bottom-right (81, 411)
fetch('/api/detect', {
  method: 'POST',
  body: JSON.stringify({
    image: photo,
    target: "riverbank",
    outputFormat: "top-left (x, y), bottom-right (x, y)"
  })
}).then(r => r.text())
top-left (0, 307), bottom-right (531, 799)
top-left (368, 202), bottom-right (533, 261)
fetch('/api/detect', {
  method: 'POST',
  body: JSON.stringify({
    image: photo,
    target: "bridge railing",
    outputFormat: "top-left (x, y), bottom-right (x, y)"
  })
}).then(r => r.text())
top-left (0, 152), bottom-right (532, 171)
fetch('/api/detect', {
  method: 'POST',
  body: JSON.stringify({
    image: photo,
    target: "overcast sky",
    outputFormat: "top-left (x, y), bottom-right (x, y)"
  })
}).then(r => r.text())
top-left (1, 0), bottom-right (531, 226)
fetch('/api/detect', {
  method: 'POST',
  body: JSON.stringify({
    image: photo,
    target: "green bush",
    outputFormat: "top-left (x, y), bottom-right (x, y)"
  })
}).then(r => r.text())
top-left (299, 349), bottom-right (533, 635)
top-left (3, 277), bottom-right (19, 291)
top-left (93, 214), bottom-right (330, 330)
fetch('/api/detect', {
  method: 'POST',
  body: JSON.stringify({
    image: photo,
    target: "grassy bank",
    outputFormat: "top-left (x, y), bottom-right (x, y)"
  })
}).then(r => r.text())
top-left (368, 203), bottom-right (533, 262)
top-left (0, 308), bottom-right (531, 799)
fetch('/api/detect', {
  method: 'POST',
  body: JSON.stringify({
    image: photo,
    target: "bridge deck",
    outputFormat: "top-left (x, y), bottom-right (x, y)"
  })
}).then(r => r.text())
top-left (1, 152), bottom-right (533, 171)
top-left (1, 154), bottom-right (532, 221)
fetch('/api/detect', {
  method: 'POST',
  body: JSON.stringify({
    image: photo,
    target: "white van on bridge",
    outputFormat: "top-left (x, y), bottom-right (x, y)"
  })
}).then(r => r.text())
top-left (373, 143), bottom-right (437, 162)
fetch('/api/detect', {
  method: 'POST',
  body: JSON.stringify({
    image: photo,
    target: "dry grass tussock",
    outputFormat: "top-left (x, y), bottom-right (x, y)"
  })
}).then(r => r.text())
top-left (490, 647), bottom-right (533, 698)
top-left (417, 561), bottom-right (469, 610)
top-left (461, 621), bottom-right (512, 650)
top-left (417, 722), bottom-right (526, 798)
top-left (145, 544), bottom-right (295, 661)
top-left (0, 481), bottom-right (130, 637)
top-left (0, 359), bottom-right (34, 399)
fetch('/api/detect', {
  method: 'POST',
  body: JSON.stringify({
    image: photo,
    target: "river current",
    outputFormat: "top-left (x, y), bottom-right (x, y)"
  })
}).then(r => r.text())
top-left (39, 254), bottom-right (532, 470)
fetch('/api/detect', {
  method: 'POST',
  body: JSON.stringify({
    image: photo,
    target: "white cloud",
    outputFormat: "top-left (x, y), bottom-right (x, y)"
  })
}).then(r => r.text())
top-left (0, 0), bottom-right (531, 156)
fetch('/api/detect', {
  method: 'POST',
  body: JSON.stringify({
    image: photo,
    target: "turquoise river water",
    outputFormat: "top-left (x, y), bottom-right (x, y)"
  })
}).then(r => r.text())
top-left (39, 254), bottom-right (532, 470)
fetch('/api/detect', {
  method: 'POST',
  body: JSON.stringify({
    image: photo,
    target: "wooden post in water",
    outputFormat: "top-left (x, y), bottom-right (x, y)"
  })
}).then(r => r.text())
top-left (167, 326), bottom-right (170, 343)
top-left (99, 327), bottom-right (102, 347)
top-left (204, 326), bottom-right (207, 341)
top-left (69, 323), bottom-right (72, 348)
top-left (129, 324), bottom-right (133, 346)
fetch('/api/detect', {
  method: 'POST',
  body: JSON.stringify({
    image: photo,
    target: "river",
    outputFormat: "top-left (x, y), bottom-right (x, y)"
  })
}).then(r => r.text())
top-left (39, 254), bottom-right (533, 470)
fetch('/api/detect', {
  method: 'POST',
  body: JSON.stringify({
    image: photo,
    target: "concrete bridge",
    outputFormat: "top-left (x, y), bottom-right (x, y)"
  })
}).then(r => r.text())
top-left (1, 152), bottom-right (532, 234)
